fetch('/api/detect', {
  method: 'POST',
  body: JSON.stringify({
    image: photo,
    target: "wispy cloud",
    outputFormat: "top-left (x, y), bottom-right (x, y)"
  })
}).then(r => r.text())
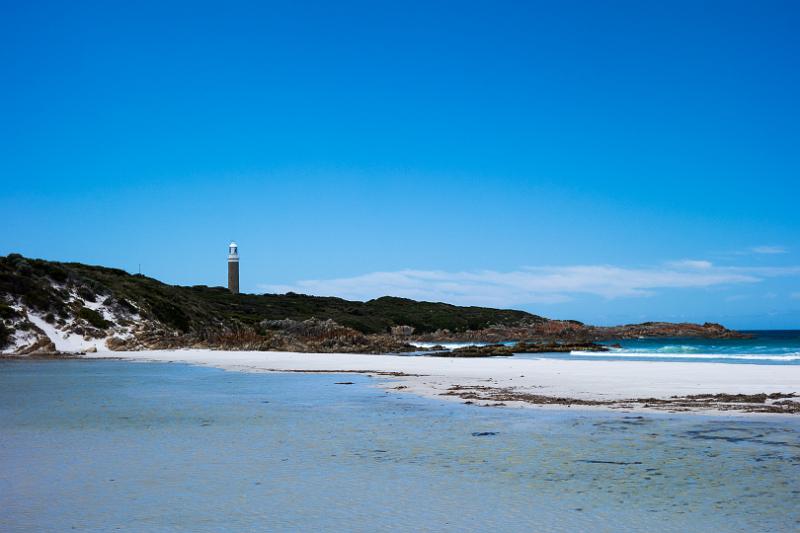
top-left (667, 259), bottom-right (713, 269)
top-left (750, 245), bottom-right (788, 255)
top-left (724, 294), bottom-right (749, 302)
top-left (260, 261), bottom-right (800, 307)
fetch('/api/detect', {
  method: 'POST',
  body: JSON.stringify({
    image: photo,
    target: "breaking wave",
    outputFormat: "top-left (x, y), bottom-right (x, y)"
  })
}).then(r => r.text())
top-left (570, 351), bottom-right (800, 362)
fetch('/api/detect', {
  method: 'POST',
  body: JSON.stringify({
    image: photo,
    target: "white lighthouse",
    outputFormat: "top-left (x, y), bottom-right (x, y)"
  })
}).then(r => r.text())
top-left (228, 241), bottom-right (239, 294)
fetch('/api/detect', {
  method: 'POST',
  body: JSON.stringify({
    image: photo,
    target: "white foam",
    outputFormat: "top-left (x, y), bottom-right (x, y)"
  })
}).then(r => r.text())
top-left (612, 344), bottom-right (793, 355)
top-left (571, 351), bottom-right (800, 362)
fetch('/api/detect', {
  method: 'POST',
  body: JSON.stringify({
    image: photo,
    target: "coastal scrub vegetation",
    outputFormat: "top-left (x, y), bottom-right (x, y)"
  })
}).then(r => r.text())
top-left (77, 307), bottom-right (112, 330)
top-left (0, 254), bottom-right (539, 337)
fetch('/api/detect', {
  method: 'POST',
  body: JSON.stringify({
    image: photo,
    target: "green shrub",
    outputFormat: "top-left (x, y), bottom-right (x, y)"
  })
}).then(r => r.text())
top-left (117, 298), bottom-right (138, 313)
top-left (4, 253), bottom-right (24, 265)
top-left (36, 262), bottom-right (69, 283)
top-left (148, 299), bottom-right (190, 332)
top-left (0, 303), bottom-right (19, 320)
top-left (21, 290), bottom-right (53, 312)
top-left (77, 286), bottom-right (96, 302)
top-left (77, 307), bottom-right (112, 329)
top-left (0, 322), bottom-right (9, 349)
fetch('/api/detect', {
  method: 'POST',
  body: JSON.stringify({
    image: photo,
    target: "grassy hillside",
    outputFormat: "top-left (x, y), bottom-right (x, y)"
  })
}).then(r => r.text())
top-left (0, 254), bottom-right (542, 336)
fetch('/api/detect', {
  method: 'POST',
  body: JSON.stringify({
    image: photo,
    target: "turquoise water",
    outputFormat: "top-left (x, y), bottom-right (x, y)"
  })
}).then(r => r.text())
top-left (573, 330), bottom-right (800, 365)
top-left (1, 360), bottom-right (799, 532)
top-left (415, 330), bottom-right (800, 365)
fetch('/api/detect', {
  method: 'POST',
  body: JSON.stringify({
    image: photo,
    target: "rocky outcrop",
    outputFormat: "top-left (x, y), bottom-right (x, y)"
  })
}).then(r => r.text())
top-left (513, 341), bottom-right (610, 353)
top-left (103, 318), bottom-right (418, 354)
top-left (586, 321), bottom-right (748, 340)
top-left (16, 336), bottom-right (56, 355)
top-left (429, 341), bottom-right (610, 357)
top-left (412, 320), bottom-right (748, 344)
top-left (428, 344), bottom-right (515, 357)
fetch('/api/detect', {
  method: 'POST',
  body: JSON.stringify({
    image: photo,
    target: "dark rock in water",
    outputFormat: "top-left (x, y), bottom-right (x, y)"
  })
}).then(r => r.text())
top-left (444, 383), bottom-right (800, 415)
top-left (446, 344), bottom-right (515, 357)
top-left (674, 392), bottom-right (797, 404)
top-left (428, 341), bottom-right (609, 357)
top-left (512, 341), bottom-right (609, 353)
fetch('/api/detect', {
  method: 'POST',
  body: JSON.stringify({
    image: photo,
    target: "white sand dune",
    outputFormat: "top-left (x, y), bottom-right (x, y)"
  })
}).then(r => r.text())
top-left (84, 349), bottom-right (800, 414)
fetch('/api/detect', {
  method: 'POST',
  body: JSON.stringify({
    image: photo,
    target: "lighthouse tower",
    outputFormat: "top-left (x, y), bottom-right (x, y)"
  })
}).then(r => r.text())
top-left (228, 241), bottom-right (239, 294)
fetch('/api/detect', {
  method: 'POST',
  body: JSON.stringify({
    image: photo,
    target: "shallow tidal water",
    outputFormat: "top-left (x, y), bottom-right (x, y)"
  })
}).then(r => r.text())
top-left (1, 360), bottom-right (799, 532)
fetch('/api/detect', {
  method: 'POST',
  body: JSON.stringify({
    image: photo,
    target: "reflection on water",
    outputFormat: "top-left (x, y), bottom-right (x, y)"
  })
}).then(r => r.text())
top-left (1, 360), bottom-right (798, 532)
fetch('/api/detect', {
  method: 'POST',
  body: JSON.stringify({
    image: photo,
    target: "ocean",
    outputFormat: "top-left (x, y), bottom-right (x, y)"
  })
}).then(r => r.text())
top-left (1, 359), bottom-right (798, 532)
top-left (570, 330), bottom-right (800, 365)
top-left (416, 330), bottom-right (800, 365)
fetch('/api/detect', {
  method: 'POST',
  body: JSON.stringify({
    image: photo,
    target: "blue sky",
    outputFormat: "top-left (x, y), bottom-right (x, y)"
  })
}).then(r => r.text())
top-left (2, 1), bottom-right (799, 328)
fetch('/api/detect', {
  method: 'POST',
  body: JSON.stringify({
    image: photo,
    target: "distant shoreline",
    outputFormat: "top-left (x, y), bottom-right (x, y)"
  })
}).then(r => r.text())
top-left (1, 254), bottom-right (749, 356)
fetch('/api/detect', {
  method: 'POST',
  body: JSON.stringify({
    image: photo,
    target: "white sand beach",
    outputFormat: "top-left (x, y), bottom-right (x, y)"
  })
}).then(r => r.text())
top-left (85, 350), bottom-right (800, 414)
